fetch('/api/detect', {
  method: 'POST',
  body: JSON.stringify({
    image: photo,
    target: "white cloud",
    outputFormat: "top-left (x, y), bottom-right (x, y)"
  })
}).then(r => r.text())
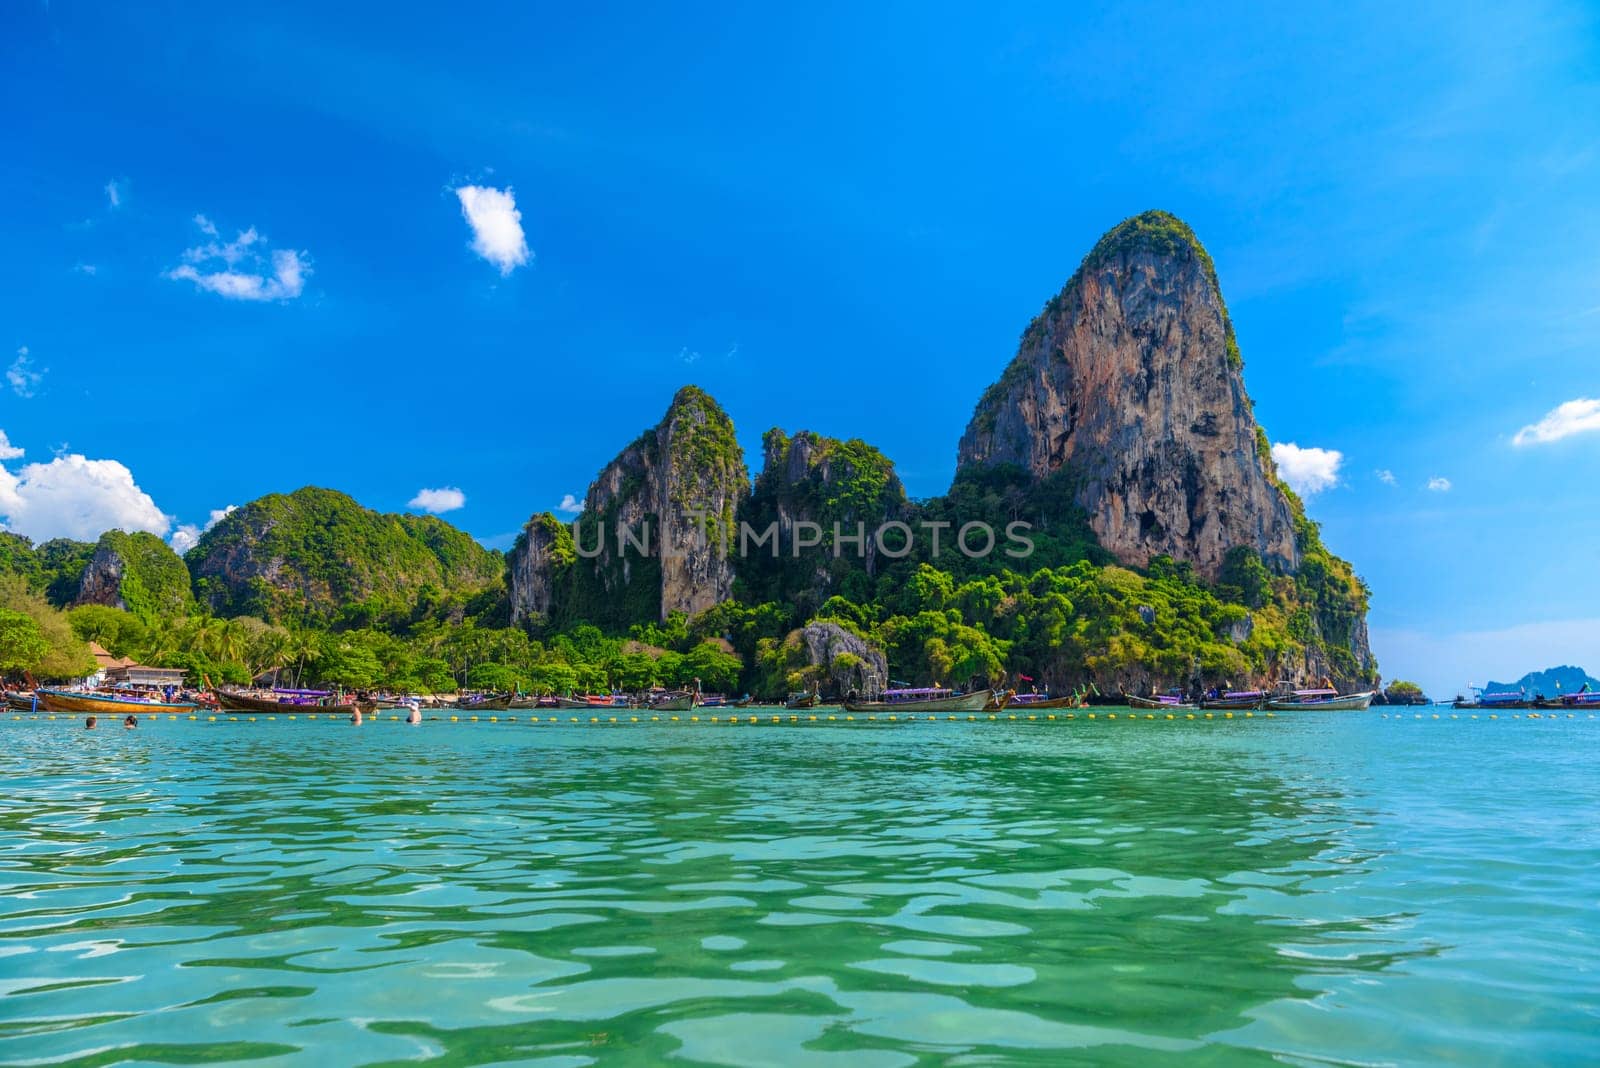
top-left (75, 263), bottom-right (98, 276)
top-left (168, 504), bottom-right (238, 555)
top-left (408, 486), bottom-right (466, 513)
top-left (1375, 469), bottom-right (1397, 485)
top-left (0, 431), bottom-right (22, 461)
top-left (1512, 398), bottom-right (1600, 447)
top-left (454, 185), bottom-right (529, 275)
top-left (166, 215), bottom-right (309, 301)
top-left (105, 180), bottom-right (123, 209)
top-left (556, 493), bottom-right (583, 514)
top-left (0, 453), bottom-right (170, 542)
top-left (1270, 442), bottom-right (1343, 496)
top-left (8, 347), bottom-right (44, 398)
top-left (1427, 477), bottom-right (1452, 492)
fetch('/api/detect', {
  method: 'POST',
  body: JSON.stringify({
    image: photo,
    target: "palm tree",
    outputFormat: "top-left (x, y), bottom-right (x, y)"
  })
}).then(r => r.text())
top-left (288, 630), bottom-right (322, 688)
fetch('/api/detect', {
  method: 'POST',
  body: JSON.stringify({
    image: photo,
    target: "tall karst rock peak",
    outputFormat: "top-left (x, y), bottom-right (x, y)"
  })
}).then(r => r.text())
top-left (957, 210), bottom-right (1299, 580)
top-left (510, 386), bottom-right (748, 625)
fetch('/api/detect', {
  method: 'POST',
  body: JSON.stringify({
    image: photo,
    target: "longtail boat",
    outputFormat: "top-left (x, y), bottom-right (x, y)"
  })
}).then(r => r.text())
top-left (552, 694), bottom-right (630, 709)
top-left (1007, 692), bottom-right (1081, 709)
top-left (1127, 693), bottom-right (1197, 711)
top-left (984, 689), bottom-right (1015, 712)
top-left (1200, 690), bottom-right (1266, 711)
top-left (6, 692), bottom-right (38, 712)
top-left (215, 689), bottom-right (365, 715)
top-left (841, 687), bottom-right (990, 713)
top-left (1265, 688), bottom-right (1375, 711)
top-left (784, 690), bottom-right (818, 710)
top-left (456, 694), bottom-right (514, 712)
top-left (649, 690), bottom-right (697, 711)
top-left (1539, 690), bottom-right (1600, 710)
top-left (38, 689), bottom-right (199, 715)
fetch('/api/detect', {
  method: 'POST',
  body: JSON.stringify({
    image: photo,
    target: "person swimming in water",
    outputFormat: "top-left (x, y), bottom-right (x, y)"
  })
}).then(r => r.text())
top-left (123, 714), bottom-right (138, 729)
top-left (350, 707), bottom-right (363, 726)
top-left (406, 702), bottom-right (421, 725)
top-left (85, 715), bottom-right (97, 729)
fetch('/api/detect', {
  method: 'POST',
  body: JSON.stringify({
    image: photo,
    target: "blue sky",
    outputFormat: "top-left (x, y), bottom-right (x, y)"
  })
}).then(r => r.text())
top-left (3, 1), bottom-right (1598, 695)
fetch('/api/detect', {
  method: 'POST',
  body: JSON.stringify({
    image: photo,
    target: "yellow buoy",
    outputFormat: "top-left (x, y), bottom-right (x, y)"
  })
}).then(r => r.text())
top-left (1185, 713), bottom-right (1195, 720)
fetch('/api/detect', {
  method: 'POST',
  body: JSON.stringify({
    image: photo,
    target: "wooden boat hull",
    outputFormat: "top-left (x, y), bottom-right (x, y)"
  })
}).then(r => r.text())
top-left (216, 690), bottom-right (363, 715)
top-left (1265, 691), bottom-right (1375, 711)
top-left (1127, 695), bottom-right (1196, 711)
top-left (841, 691), bottom-right (991, 713)
top-left (984, 689), bottom-right (1014, 712)
top-left (650, 694), bottom-right (696, 711)
top-left (457, 696), bottom-right (514, 712)
top-left (1200, 696), bottom-right (1265, 710)
top-left (6, 692), bottom-right (38, 712)
top-left (1007, 695), bottom-right (1080, 709)
top-left (39, 690), bottom-right (198, 715)
top-left (784, 693), bottom-right (817, 710)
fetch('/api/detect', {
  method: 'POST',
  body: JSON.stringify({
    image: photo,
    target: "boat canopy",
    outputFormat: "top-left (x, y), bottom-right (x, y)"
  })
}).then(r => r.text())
top-left (881, 687), bottom-right (953, 698)
top-left (1223, 690), bottom-right (1265, 698)
top-left (274, 688), bottom-right (331, 696)
top-left (1293, 688), bottom-right (1338, 696)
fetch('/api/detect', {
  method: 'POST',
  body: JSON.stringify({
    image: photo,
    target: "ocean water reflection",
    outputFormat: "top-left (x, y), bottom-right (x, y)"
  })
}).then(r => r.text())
top-left (2, 714), bottom-right (1595, 1065)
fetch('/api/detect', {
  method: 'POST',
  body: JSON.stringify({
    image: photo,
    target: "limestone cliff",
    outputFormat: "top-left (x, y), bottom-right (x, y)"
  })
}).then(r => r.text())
top-left (512, 386), bottom-right (748, 626)
top-left (73, 530), bottom-right (194, 621)
top-left (507, 513), bottom-right (574, 626)
top-left (736, 429), bottom-right (907, 611)
top-left (957, 211), bottom-right (1299, 579)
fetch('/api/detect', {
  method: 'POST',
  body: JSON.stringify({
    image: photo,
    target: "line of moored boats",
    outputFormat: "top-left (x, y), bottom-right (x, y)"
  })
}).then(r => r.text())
top-left (5, 681), bottom-right (1394, 718)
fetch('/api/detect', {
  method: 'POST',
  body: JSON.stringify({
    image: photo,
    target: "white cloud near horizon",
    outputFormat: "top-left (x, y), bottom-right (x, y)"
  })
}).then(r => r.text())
top-left (556, 493), bottom-right (582, 514)
top-left (1512, 397), bottom-right (1600, 447)
top-left (1427, 476), bottom-right (1452, 492)
top-left (105, 180), bottom-right (123, 209)
top-left (409, 486), bottom-right (466, 513)
top-left (167, 214), bottom-right (309, 301)
top-left (0, 453), bottom-right (171, 542)
top-left (0, 431), bottom-right (22, 461)
top-left (454, 185), bottom-right (529, 275)
top-left (168, 504), bottom-right (238, 555)
top-left (1270, 442), bottom-right (1343, 496)
top-left (8, 347), bottom-right (44, 398)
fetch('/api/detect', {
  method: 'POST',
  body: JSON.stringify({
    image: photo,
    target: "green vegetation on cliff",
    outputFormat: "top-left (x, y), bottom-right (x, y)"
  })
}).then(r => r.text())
top-left (87, 530), bottom-right (196, 621)
top-left (188, 487), bottom-right (503, 628)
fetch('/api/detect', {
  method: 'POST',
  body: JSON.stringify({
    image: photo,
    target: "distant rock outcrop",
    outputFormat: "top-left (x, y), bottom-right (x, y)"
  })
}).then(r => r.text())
top-left (957, 211), bottom-right (1299, 579)
top-left (187, 487), bottom-right (503, 623)
top-left (736, 429), bottom-right (907, 611)
top-left (73, 530), bottom-right (194, 621)
top-left (1487, 665), bottom-right (1600, 696)
top-left (509, 386), bottom-right (748, 625)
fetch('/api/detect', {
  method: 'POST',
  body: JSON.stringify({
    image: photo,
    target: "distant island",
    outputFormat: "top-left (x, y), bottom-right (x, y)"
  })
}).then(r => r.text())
top-left (0, 212), bottom-right (1377, 701)
top-left (1484, 665), bottom-right (1599, 696)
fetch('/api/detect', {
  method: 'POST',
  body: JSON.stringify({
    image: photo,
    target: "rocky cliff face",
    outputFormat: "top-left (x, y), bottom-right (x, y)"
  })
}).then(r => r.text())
top-left (507, 513), bottom-right (573, 626)
top-left (735, 429), bottom-right (907, 609)
top-left (511, 386), bottom-right (748, 625)
top-left (957, 211), bottom-right (1299, 579)
top-left (73, 530), bottom-right (194, 621)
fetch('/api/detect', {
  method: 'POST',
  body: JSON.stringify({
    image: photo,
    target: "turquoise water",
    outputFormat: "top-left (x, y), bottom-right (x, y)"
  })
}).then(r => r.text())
top-left (2, 711), bottom-right (1596, 1066)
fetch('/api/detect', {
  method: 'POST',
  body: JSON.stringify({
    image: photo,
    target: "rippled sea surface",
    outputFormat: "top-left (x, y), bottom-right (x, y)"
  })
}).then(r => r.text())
top-left (3, 710), bottom-right (1597, 1066)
